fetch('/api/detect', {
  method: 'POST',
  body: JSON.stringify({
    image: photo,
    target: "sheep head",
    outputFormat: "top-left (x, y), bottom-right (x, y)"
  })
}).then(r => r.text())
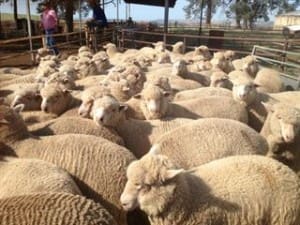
top-left (120, 145), bottom-right (184, 215)
top-left (40, 84), bottom-right (72, 115)
top-left (232, 80), bottom-right (258, 106)
top-left (0, 103), bottom-right (28, 142)
top-left (263, 102), bottom-right (300, 144)
top-left (11, 84), bottom-right (42, 111)
top-left (194, 45), bottom-right (211, 60)
top-left (210, 71), bottom-right (233, 90)
top-left (90, 95), bottom-right (127, 127)
top-left (172, 41), bottom-right (184, 54)
top-left (135, 84), bottom-right (170, 120)
top-left (242, 55), bottom-right (259, 77)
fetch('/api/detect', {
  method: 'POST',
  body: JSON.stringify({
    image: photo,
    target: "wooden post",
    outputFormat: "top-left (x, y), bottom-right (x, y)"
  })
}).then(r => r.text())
top-left (26, 0), bottom-right (34, 64)
top-left (163, 0), bottom-right (169, 50)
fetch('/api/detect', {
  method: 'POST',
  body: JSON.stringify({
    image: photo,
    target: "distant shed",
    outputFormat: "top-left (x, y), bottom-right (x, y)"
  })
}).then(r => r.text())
top-left (274, 11), bottom-right (300, 29)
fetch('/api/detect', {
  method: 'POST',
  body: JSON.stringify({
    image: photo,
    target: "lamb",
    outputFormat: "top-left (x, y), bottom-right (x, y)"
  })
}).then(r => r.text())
top-left (0, 157), bottom-right (81, 198)
top-left (260, 102), bottom-right (300, 175)
top-left (0, 104), bottom-right (136, 225)
top-left (40, 83), bottom-right (80, 115)
top-left (28, 116), bottom-right (124, 145)
top-left (89, 95), bottom-right (193, 158)
top-left (121, 151), bottom-right (300, 225)
top-left (152, 118), bottom-right (268, 169)
top-left (0, 192), bottom-right (117, 225)
top-left (174, 87), bottom-right (232, 101)
top-left (254, 68), bottom-right (285, 93)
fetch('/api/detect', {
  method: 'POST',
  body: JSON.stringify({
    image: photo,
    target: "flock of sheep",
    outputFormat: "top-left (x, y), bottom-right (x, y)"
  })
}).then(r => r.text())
top-left (0, 40), bottom-right (300, 225)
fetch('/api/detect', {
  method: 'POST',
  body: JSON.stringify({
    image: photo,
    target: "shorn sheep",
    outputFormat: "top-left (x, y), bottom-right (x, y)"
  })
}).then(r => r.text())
top-left (0, 192), bottom-right (117, 225)
top-left (260, 102), bottom-right (300, 175)
top-left (153, 118), bottom-right (268, 169)
top-left (0, 157), bottom-right (81, 198)
top-left (0, 104), bottom-right (136, 225)
top-left (121, 150), bottom-right (300, 225)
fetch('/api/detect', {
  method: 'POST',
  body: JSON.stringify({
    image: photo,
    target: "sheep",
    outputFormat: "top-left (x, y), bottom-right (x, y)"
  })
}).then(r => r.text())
top-left (228, 70), bottom-right (253, 84)
top-left (269, 91), bottom-right (300, 109)
top-left (232, 79), bottom-right (272, 131)
top-left (152, 118), bottom-right (268, 169)
top-left (28, 116), bottom-right (124, 145)
top-left (74, 56), bottom-right (98, 78)
top-left (260, 102), bottom-right (300, 175)
top-left (184, 45), bottom-right (211, 62)
top-left (0, 73), bottom-right (36, 88)
top-left (89, 95), bottom-right (193, 158)
top-left (35, 47), bottom-right (52, 63)
top-left (254, 68), bottom-right (285, 93)
top-left (40, 83), bottom-right (80, 115)
top-left (121, 151), bottom-right (300, 225)
top-left (232, 55), bottom-right (259, 78)
top-left (78, 45), bottom-right (92, 53)
top-left (78, 85), bottom-right (110, 117)
top-left (43, 71), bottom-right (77, 90)
top-left (0, 157), bottom-right (81, 198)
top-left (172, 41), bottom-right (184, 54)
top-left (134, 84), bottom-right (248, 123)
top-left (210, 52), bottom-right (228, 71)
top-left (209, 71), bottom-right (233, 89)
top-left (0, 192), bottom-right (117, 225)
top-left (0, 83), bottom-right (42, 111)
top-left (174, 87), bottom-right (232, 101)
top-left (0, 104), bottom-right (136, 225)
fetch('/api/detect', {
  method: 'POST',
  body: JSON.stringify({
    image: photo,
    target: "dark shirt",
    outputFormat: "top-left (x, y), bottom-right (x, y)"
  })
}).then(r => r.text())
top-left (93, 6), bottom-right (108, 27)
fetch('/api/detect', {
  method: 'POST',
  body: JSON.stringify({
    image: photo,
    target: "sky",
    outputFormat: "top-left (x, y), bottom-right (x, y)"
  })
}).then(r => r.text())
top-left (0, 0), bottom-right (227, 21)
top-left (0, 0), bottom-right (275, 23)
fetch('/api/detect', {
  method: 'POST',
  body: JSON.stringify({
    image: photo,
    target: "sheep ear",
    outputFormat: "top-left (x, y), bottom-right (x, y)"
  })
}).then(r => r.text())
top-left (164, 169), bottom-right (185, 181)
top-left (13, 104), bottom-right (24, 114)
top-left (261, 102), bottom-right (274, 113)
top-left (148, 144), bottom-right (161, 155)
top-left (119, 104), bottom-right (128, 112)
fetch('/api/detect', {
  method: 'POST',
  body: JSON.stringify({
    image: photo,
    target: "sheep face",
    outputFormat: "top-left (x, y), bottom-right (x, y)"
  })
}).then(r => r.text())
top-left (120, 149), bottom-right (183, 215)
top-left (224, 50), bottom-right (236, 61)
top-left (78, 99), bottom-right (93, 118)
top-left (171, 60), bottom-right (187, 77)
top-left (232, 82), bottom-right (258, 105)
top-left (91, 95), bottom-right (127, 127)
top-left (0, 104), bottom-right (26, 141)
top-left (136, 85), bottom-right (170, 120)
top-left (40, 85), bottom-right (71, 115)
top-left (264, 103), bottom-right (300, 144)
top-left (11, 88), bottom-right (42, 111)
top-left (172, 42), bottom-right (184, 54)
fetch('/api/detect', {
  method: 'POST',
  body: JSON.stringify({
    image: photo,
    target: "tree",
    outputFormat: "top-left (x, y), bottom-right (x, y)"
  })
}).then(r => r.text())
top-left (183, 0), bottom-right (221, 26)
top-left (225, 0), bottom-right (300, 29)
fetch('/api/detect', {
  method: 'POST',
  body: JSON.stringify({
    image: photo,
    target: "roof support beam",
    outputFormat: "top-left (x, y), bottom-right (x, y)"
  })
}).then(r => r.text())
top-left (163, 0), bottom-right (169, 50)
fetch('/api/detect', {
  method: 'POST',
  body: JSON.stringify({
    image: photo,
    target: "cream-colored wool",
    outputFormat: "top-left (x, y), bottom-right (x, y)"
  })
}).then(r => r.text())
top-left (152, 118), bottom-right (267, 169)
top-left (0, 104), bottom-right (136, 225)
top-left (0, 73), bottom-right (36, 88)
top-left (260, 102), bottom-right (300, 175)
top-left (174, 87), bottom-right (232, 101)
top-left (232, 55), bottom-right (259, 78)
top-left (0, 192), bottom-right (117, 225)
top-left (28, 116), bottom-right (124, 145)
top-left (254, 68), bottom-right (285, 93)
top-left (210, 71), bottom-right (233, 89)
top-left (269, 91), bottom-right (300, 109)
top-left (0, 157), bottom-right (81, 198)
top-left (121, 152), bottom-right (300, 225)
top-left (89, 95), bottom-right (193, 158)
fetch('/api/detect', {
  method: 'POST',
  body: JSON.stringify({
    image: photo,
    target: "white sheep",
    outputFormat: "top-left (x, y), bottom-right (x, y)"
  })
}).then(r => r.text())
top-left (260, 102), bottom-right (300, 175)
top-left (0, 157), bottom-right (81, 198)
top-left (152, 118), bottom-right (268, 169)
top-left (0, 192), bottom-right (117, 225)
top-left (121, 151), bottom-right (300, 225)
top-left (0, 104), bottom-right (137, 225)
top-left (254, 68), bottom-right (285, 93)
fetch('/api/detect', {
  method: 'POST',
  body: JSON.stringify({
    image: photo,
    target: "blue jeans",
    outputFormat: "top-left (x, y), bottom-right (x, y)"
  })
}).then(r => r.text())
top-left (45, 28), bottom-right (59, 55)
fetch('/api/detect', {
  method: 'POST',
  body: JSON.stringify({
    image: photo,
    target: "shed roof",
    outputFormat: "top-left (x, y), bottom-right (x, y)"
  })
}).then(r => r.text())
top-left (123, 0), bottom-right (177, 8)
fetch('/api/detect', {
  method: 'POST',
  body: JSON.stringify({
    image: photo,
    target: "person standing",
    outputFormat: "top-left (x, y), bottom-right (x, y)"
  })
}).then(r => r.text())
top-left (87, 0), bottom-right (108, 29)
top-left (41, 1), bottom-right (59, 55)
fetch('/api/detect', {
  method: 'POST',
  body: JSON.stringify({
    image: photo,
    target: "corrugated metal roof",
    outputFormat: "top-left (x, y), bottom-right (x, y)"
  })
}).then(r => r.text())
top-left (279, 11), bottom-right (300, 17)
top-left (123, 0), bottom-right (177, 8)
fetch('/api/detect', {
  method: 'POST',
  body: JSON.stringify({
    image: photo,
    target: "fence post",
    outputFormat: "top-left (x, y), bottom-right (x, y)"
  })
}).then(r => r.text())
top-left (183, 37), bottom-right (186, 53)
